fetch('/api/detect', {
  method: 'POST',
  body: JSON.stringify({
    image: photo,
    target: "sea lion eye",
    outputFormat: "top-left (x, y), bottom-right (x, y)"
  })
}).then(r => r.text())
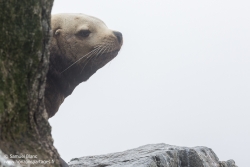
top-left (78, 30), bottom-right (91, 37)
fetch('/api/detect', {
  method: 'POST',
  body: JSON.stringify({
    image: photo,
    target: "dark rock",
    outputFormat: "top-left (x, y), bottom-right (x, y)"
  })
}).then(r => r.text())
top-left (68, 143), bottom-right (237, 167)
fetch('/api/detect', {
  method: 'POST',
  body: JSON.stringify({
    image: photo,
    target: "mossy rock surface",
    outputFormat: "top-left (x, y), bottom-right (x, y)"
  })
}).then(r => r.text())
top-left (0, 0), bottom-right (61, 166)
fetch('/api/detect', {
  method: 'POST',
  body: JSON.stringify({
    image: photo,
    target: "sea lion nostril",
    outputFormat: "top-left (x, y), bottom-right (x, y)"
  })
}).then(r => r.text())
top-left (113, 31), bottom-right (123, 44)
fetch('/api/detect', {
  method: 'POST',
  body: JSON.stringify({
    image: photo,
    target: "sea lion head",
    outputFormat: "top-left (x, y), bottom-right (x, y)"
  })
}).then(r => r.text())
top-left (45, 13), bottom-right (123, 118)
top-left (51, 13), bottom-right (123, 75)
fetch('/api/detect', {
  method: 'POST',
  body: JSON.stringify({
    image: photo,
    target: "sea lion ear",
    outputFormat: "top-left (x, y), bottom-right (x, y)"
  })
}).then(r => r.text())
top-left (54, 29), bottom-right (61, 36)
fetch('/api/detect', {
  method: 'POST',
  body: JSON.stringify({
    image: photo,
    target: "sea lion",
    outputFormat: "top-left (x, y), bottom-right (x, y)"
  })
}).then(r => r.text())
top-left (45, 13), bottom-right (123, 118)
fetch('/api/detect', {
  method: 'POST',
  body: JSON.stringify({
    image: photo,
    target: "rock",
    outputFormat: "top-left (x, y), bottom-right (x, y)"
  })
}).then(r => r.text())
top-left (68, 143), bottom-right (237, 167)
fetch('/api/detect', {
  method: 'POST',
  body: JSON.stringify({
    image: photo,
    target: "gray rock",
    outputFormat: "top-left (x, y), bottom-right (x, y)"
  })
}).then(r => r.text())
top-left (68, 143), bottom-right (237, 167)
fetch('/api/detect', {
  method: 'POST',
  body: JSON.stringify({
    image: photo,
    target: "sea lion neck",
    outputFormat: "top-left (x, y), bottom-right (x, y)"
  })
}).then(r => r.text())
top-left (47, 52), bottom-right (87, 98)
top-left (44, 52), bottom-right (82, 118)
top-left (45, 51), bottom-right (100, 118)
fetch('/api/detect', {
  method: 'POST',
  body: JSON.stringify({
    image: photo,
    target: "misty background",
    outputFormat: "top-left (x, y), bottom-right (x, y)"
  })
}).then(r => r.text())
top-left (49, 1), bottom-right (250, 167)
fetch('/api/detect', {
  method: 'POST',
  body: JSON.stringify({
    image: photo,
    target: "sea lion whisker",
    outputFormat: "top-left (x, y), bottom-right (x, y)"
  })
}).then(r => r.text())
top-left (80, 44), bottom-right (108, 73)
top-left (93, 47), bottom-right (106, 62)
top-left (87, 46), bottom-right (106, 61)
top-left (79, 47), bottom-right (102, 74)
top-left (87, 47), bottom-right (101, 59)
top-left (104, 43), bottom-right (113, 53)
top-left (102, 45), bottom-right (110, 53)
top-left (108, 44), bottom-right (112, 54)
top-left (107, 43), bottom-right (114, 52)
top-left (99, 44), bottom-right (111, 56)
top-left (86, 46), bottom-right (102, 58)
top-left (95, 45), bottom-right (108, 56)
top-left (91, 47), bottom-right (107, 69)
top-left (102, 46), bottom-right (111, 60)
top-left (106, 43), bottom-right (113, 54)
top-left (94, 45), bottom-right (109, 61)
top-left (80, 52), bottom-right (98, 74)
top-left (108, 41), bottom-right (114, 51)
top-left (101, 45), bottom-right (110, 54)
top-left (94, 44), bottom-right (104, 49)
top-left (60, 48), bottom-right (99, 73)
top-left (90, 45), bottom-right (105, 55)
top-left (90, 44), bottom-right (109, 64)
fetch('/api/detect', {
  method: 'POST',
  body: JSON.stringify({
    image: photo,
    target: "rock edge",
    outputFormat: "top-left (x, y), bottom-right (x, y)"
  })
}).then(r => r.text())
top-left (68, 143), bottom-right (237, 167)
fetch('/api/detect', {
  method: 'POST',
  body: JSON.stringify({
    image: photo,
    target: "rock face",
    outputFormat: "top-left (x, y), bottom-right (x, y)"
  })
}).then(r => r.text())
top-left (0, 0), bottom-right (61, 166)
top-left (68, 143), bottom-right (237, 167)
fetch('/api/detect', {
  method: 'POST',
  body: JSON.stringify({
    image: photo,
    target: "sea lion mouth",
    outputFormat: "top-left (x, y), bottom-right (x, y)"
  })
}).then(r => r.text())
top-left (100, 49), bottom-right (119, 56)
top-left (91, 49), bottom-right (119, 65)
